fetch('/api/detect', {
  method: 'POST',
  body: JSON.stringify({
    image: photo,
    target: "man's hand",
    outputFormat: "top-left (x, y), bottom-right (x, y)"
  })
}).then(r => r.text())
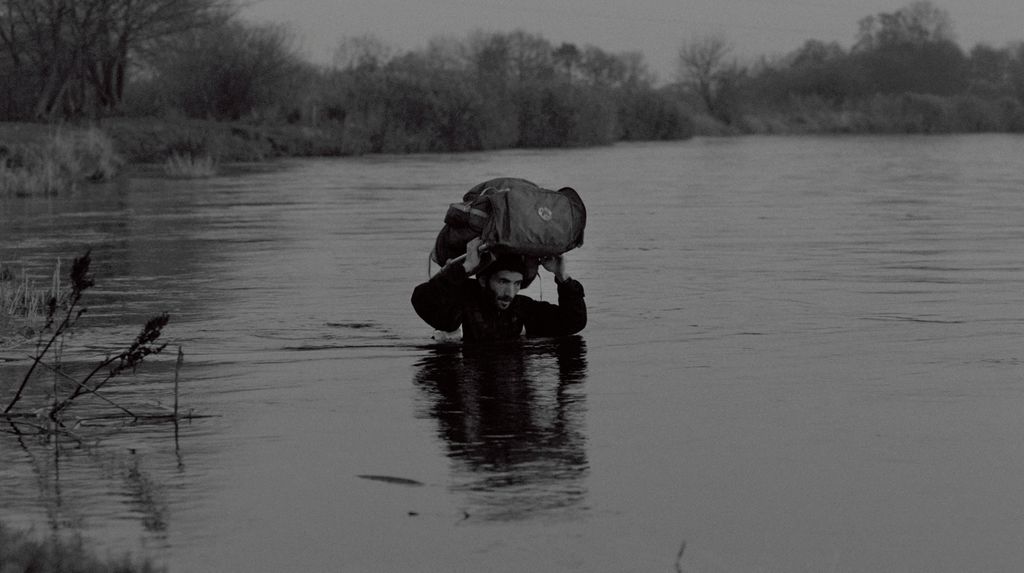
top-left (541, 255), bottom-right (570, 283)
top-left (461, 237), bottom-right (489, 274)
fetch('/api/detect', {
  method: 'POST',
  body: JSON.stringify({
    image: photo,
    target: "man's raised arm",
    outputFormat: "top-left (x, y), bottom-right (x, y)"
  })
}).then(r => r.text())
top-left (411, 238), bottom-right (487, 332)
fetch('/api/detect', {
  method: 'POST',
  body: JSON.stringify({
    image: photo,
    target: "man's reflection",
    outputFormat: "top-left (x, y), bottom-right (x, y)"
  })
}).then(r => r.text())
top-left (413, 336), bottom-right (588, 521)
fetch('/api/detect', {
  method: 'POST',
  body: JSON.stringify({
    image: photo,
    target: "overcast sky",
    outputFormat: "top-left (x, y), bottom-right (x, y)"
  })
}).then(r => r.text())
top-left (244, 0), bottom-right (1024, 81)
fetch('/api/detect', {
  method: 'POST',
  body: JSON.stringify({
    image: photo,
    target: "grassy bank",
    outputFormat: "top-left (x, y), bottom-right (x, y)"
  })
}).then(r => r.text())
top-left (691, 92), bottom-right (1024, 136)
top-left (0, 125), bottom-right (122, 196)
top-left (3, 90), bottom-right (1022, 196)
top-left (0, 118), bottom-right (357, 190)
top-left (0, 522), bottom-right (162, 573)
top-left (99, 117), bottom-right (349, 164)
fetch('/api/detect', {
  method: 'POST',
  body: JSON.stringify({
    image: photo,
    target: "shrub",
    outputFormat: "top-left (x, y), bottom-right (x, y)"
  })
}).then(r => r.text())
top-left (74, 128), bottom-right (123, 181)
top-left (949, 95), bottom-right (1002, 132)
top-left (996, 97), bottom-right (1024, 132)
top-left (159, 21), bottom-right (303, 121)
top-left (618, 89), bottom-right (695, 141)
top-left (515, 81), bottom-right (617, 147)
top-left (895, 93), bottom-right (951, 133)
top-left (0, 159), bottom-right (63, 196)
top-left (103, 119), bottom-right (272, 163)
top-left (688, 112), bottom-right (736, 136)
top-left (163, 153), bottom-right (217, 178)
top-left (0, 129), bottom-right (121, 196)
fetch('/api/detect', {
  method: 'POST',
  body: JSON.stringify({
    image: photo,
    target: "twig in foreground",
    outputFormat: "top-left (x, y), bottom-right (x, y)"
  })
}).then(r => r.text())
top-left (35, 360), bottom-right (136, 419)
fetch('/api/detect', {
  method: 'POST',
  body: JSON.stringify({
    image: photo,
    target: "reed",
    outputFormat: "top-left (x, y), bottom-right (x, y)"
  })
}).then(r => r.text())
top-left (0, 260), bottom-right (63, 321)
top-left (162, 152), bottom-right (217, 178)
top-left (0, 157), bottom-right (65, 195)
top-left (71, 127), bottom-right (123, 181)
top-left (0, 129), bottom-right (122, 196)
top-left (2, 251), bottom-right (190, 427)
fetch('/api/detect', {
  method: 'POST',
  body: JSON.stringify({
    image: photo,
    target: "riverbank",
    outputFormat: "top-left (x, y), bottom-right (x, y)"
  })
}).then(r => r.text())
top-left (100, 117), bottom-right (355, 163)
top-left (4, 96), bottom-right (1023, 194)
top-left (5, 94), bottom-right (1023, 176)
top-left (706, 93), bottom-right (1024, 136)
top-left (1, 124), bottom-right (122, 195)
top-left (1, 118), bottom-right (345, 165)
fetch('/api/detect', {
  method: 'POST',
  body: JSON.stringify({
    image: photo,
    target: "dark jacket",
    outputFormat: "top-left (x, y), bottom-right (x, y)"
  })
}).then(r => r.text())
top-left (412, 262), bottom-right (587, 341)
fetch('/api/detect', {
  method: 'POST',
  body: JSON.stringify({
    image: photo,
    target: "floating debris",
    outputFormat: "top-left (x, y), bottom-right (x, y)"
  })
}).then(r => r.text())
top-left (356, 474), bottom-right (425, 486)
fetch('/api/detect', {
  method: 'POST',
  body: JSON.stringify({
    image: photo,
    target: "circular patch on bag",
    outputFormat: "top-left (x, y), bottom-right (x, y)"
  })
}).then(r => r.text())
top-left (537, 206), bottom-right (553, 221)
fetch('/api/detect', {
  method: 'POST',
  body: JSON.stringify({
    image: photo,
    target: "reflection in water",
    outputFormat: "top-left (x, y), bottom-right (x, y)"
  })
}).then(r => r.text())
top-left (0, 418), bottom-right (177, 545)
top-left (413, 337), bottom-right (588, 522)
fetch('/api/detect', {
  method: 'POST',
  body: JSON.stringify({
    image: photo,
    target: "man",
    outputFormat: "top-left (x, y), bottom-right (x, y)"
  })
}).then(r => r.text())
top-left (412, 238), bottom-right (586, 341)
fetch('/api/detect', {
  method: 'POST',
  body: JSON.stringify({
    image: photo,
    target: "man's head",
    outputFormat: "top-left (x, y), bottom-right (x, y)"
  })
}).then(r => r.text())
top-left (478, 255), bottom-right (526, 310)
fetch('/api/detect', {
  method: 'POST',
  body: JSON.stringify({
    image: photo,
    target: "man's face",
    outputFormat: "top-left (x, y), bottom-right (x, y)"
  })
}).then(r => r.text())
top-left (484, 270), bottom-right (523, 310)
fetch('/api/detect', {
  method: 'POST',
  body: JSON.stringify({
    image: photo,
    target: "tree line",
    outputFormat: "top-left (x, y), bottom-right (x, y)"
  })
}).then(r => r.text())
top-left (0, 0), bottom-right (228, 119)
top-left (0, 1), bottom-right (691, 153)
top-left (686, 1), bottom-right (1024, 133)
top-left (297, 31), bottom-right (693, 152)
top-left (3, 0), bottom-right (1024, 155)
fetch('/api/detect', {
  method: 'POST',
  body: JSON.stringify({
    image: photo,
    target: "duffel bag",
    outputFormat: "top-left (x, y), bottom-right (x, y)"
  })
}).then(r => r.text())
top-left (481, 184), bottom-right (586, 257)
top-left (431, 177), bottom-right (586, 266)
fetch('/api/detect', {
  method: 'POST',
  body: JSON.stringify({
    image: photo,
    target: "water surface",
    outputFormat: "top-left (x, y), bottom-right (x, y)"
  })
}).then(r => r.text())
top-left (2, 135), bottom-right (1024, 572)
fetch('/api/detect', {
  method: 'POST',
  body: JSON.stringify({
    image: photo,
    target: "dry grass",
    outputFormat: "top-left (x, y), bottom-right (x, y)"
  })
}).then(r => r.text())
top-left (0, 260), bottom-right (63, 350)
top-left (162, 152), bottom-right (217, 178)
top-left (3, 251), bottom-right (180, 422)
top-left (0, 128), bottom-right (123, 196)
top-left (0, 155), bottom-right (65, 195)
top-left (0, 260), bottom-right (62, 321)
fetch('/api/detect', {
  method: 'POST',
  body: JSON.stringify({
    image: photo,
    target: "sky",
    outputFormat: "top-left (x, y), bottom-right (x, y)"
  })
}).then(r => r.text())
top-left (244, 0), bottom-right (1024, 81)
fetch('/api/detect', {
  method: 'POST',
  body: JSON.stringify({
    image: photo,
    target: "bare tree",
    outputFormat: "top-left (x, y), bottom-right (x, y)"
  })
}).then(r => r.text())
top-left (88, 1), bottom-right (230, 113)
top-left (553, 42), bottom-right (580, 82)
top-left (619, 51), bottom-right (654, 88)
top-left (506, 29), bottom-right (554, 82)
top-left (332, 34), bottom-right (393, 72)
top-left (164, 20), bottom-right (301, 120)
top-left (579, 46), bottom-right (627, 87)
top-left (422, 35), bottom-right (471, 72)
top-left (677, 34), bottom-right (733, 117)
top-left (854, 0), bottom-right (955, 51)
top-left (467, 31), bottom-right (511, 85)
top-left (0, 0), bottom-right (229, 119)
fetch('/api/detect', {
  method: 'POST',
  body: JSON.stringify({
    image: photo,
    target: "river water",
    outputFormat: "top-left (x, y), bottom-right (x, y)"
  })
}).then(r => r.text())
top-left (2, 135), bottom-right (1023, 572)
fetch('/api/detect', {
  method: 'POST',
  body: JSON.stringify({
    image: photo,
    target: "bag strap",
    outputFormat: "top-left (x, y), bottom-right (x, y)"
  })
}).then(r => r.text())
top-left (448, 203), bottom-right (489, 220)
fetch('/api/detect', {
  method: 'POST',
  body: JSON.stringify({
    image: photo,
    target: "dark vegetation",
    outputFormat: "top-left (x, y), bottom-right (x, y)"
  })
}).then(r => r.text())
top-left (3, 0), bottom-right (1024, 171)
top-left (1, 251), bottom-right (187, 426)
top-left (0, 522), bottom-right (162, 573)
top-left (0, 0), bottom-right (691, 162)
top-left (1, 0), bottom-right (1024, 162)
top-left (680, 1), bottom-right (1024, 134)
top-left (1, 251), bottom-right (192, 572)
